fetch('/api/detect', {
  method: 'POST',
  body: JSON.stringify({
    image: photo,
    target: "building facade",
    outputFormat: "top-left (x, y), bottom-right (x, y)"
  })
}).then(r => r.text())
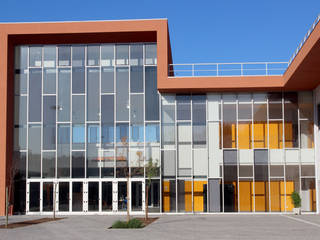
top-left (1, 17), bottom-right (320, 215)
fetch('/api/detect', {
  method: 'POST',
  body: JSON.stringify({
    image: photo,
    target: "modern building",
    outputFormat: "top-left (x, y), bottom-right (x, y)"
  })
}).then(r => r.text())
top-left (1, 16), bottom-right (320, 216)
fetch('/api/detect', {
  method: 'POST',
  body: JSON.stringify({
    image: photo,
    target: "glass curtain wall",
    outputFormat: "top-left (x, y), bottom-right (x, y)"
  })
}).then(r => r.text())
top-left (13, 43), bottom-right (159, 214)
top-left (161, 92), bottom-right (315, 213)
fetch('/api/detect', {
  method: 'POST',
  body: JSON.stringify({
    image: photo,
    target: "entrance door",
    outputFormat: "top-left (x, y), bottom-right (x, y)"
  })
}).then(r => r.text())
top-left (131, 181), bottom-right (142, 211)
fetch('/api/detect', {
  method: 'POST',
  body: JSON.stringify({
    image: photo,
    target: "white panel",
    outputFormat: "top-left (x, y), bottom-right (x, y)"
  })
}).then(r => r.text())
top-left (301, 149), bottom-right (315, 163)
top-left (178, 123), bottom-right (191, 142)
top-left (207, 93), bottom-right (220, 121)
top-left (301, 190), bottom-right (311, 211)
top-left (270, 149), bottom-right (284, 164)
top-left (208, 122), bottom-right (222, 178)
top-left (285, 149), bottom-right (299, 164)
top-left (178, 144), bottom-right (192, 169)
top-left (193, 149), bottom-right (207, 176)
top-left (239, 149), bottom-right (253, 164)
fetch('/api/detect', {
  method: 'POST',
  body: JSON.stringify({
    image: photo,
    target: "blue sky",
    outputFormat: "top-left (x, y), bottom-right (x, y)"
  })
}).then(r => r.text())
top-left (1, 0), bottom-right (319, 63)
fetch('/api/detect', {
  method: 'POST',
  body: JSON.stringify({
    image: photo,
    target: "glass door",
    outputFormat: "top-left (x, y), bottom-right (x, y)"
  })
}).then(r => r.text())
top-left (131, 181), bottom-right (142, 211)
top-left (101, 182), bottom-right (113, 211)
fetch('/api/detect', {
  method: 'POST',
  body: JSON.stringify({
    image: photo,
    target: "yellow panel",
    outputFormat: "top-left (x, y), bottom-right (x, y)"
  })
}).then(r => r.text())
top-left (239, 181), bottom-right (252, 212)
top-left (285, 181), bottom-right (294, 211)
top-left (193, 181), bottom-right (207, 212)
top-left (284, 122), bottom-right (293, 148)
top-left (185, 181), bottom-right (192, 212)
top-left (238, 123), bottom-right (251, 149)
top-left (254, 182), bottom-right (266, 212)
top-left (163, 181), bottom-right (170, 212)
top-left (232, 124), bottom-right (237, 148)
top-left (254, 123), bottom-right (267, 148)
top-left (270, 181), bottom-right (281, 212)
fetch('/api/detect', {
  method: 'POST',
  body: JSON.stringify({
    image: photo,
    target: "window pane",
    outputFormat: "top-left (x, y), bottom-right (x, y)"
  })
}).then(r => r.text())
top-left (116, 45), bottom-right (129, 65)
top-left (162, 179), bottom-right (176, 212)
top-left (72, 182), bottom-right (83, 211)
top-left (87, 124), bottom-right (100, 177)
top-left (28, 125), bottom-right (41, 178)
top-left (58, 46), bottom-right (71, 66)
top-left (101, 67), bottom-right (114, 93)
top-left (14, 95), bottom-right (27, 125)
top-left (72, 67), bottom-right (85, 93)
top-left (177, 180), bottom-right (192, 212)
top-left (299, 92), bottom-right (313, 120)
top-left (87, 45), bottom-right (100, 66)
top-left (254, 150), bottom-right (268, 181)
top-left (116, 67), bottom-right (129, 121)
top-left (238, 103), bottom-right (252, 120)
top-left (29, 68), bottom-right (42, 122)
top-left (223, 104), bottom-right (236, 148)
top-left (101, 151), bottom-right (114, 177)
top-left (101, 45), bottom-right (114, 66)
top-left (14, 69), bottom-right (28, 95)
top-left (72, 124), bottom-right (85, 150)
top-left (42, 182), bottom-right (53, 211)
top-left (223, 150), bottom-right (238, 212)
top-left (72, 95), bottom-right (85, 124)
top-left (43, 96), bottom-right (56, 150)
top-left (130, 44), bottom-right (143, 66)
top-left (44, 68), bottom-right (56, 94)
top-left (59, 182), bottom-right (69, 211)
top-left (130, 66), bottom-right (143, 93)
top-left (43, 46), bottom-right (56, 68)
top-left (192, 95), bottom-right (206, 147)
top-left (116, 123), bottom-right (129, 178)
top-left (145, 44), bottom-right (157, 65)
top-left (131, 94), bottom-right (144, 124)
top-left (15, 46), bottom-right (28, 70)
top-left (176, 95), bottom-right (191, 120)
top-left (300, 121), bottom-right (314, 148)
top-left (253, 104), bottom-right (267, 148)
top-left (29, 182), bottom-right (40, 211)
top-left (87, 68), bottom-right (100, 121)
top-left (145, 66), bottom-right (159, 120)
top-left (57, 124), bottom-right (70, 178)
top-left (58, 69), bottom-right (71, 121)
top-left (88, 182), bottom-right (99, 211)
top-left (72, 46), bottom-right (85, 67)
top-left (42, 152), bottom-right (55, 178)
top-left (161, 105), bottom-right (175, 148)
top-left (102, 182), bottom-right (113, 211)
top-left (29, 46), bottom-right (42, 67)
top-left (162, 150), bottom-right (176, 177)
top-left (284, 93), bottom-right (298, 148)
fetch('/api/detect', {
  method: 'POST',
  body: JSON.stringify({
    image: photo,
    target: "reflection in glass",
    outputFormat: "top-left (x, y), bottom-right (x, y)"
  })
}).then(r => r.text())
top-left (58, 69), bottom-right (71, 121)
top-left (72, 46), bottom-right (85, 67)
top-left (101, 45), bottom-right (114, 66)
top-left (87, 45), bottom-right (100, 66)
top-left (58, 46), bottom-right (71, 66)
top-left (44, 46), bottom-right (56, 68)
top-left (28, 125), bottom-right (41, 178)
top-left (29, 46), bottom-right (42, 67)
top-left (57, 124), bottom-right (70, 178)
top-left (87, 124), bottom-right (100, 177)
top-left (176, 95), bottom-right (191, 120)
top-left (42, 152), bottom-right (55, 178)
top-left (87, 68), bottom-right (100, 121)
top-left (72, 151), bottom-right (85, 178)
top-left (101, 67), bottom-right (114, 93)
top-left (116, 45), bottom-right (129, 65)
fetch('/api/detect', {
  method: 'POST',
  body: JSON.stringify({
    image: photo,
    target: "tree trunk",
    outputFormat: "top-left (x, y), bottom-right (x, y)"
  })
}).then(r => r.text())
top-left (145, 183), bottom-right (149, 220)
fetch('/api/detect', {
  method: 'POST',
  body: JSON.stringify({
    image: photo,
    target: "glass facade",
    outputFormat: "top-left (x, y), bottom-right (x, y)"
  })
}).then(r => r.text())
top-left (13, 43), bottom-right (316, 214)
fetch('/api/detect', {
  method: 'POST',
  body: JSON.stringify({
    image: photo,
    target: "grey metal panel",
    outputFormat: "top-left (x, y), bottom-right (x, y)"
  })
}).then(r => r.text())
top-left (209, 179), bottom-right (221, 212)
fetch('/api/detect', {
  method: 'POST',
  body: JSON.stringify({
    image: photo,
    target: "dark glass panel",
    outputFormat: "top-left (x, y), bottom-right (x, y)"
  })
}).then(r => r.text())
top-left (72, 182), bottom-right (83, 212)
top-left (130, 66), bottom-right (143, 93)
top-left (14, 69), bottom-right (28, 95)
top-left (59, 182), bottom-right (69, 211)
top-left (131, 181), bottom-right (142, 211)
top-left (43, 182), bottom-right (53, 211)
top-left (101, 67), bottom-right (114, 93)
top-left (87, 45), bottom-right (100, 66)
top-left (15, 46), bottom-right (28, 70)
top-left (145, 66), bottom-right (159, 120)
top-left (130, 44), bottom-right (143, 65)
top-left (270, 165), bottom-right (284, 177)
top-left (58, 68), bottom-right (71, 121)
top-left (118, 182), bottom-right (127, 211)
top-left (72, 151), bottom-right (85, 178)
top-left (145, 44), bottom-right (157, 65)
top-left (29, 68), bottom-right (42, 122)
top-left (88, 182), bottom-right (99, 211)
top-left (254, 150), bottom-right (268, 181)
top-left (72, 95), bottom-right (85, 124)
top-left (238, 104), bottom-right (252, 120)
top-left (72, 67), bottom-right (85, 93)
top-left (28, 125), bottom-right (41, 178)
top-left (116, 67), bottom-right (129, 121)
top-left (43, 96), bottom-right (56, 150)
top-left (29, 182), bottom-right (40, 211)
top-left (87, 68), bottom-right (100, 121)
top-left (72, 46), bottom-right (85, 67)
top-left (116, 45), bottom-right (129, 65)
top-left (284, 93), bottom-right (299, 148)
top-left (301, 165), bottom-right (315, 176)
top-left (42, 152), bottom-right (55, 178)
top-left (193, 95), bottom-right (206, 147)
top-left (223, 150), bottom-right (237, 212)
top-left (58, 46), bottom-right (71, 66)
top-left (44, 68), bottom-right (56, 94)
top-left (29, 46), bottom-right (42, 67)
top-left (177, 180), bottom-right (192, 212)
top-left (43, 46), bottom-right (56, 68)
top-left (131, 94), bottom-right (144, 124)
top-left (101, 95), bottom-right (114, 124)
top-left (87, 124), bottom-right (100, 177)
top-left (101, 45), bottom-right (114, 66)
top-left (176, 95), bottom-right (191, 120)
top-left (285, 165), bottom-right (300, 193)
top-left (147, 180), bottom-right (160, 213)
top-left (102, 182), bottom-right (112, 211)
top-left (57, 124), bottom-right (70, 178)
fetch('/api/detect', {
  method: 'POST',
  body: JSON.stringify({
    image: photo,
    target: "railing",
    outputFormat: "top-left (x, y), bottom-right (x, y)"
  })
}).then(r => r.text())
top-left (169, 62), bottom-right (288, 77)
top-left (288, 14), bottom-right (320, 65)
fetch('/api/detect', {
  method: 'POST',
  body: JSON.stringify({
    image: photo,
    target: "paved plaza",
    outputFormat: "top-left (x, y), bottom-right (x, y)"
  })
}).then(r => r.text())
top-left (1, 214), bottom-right (320, 240)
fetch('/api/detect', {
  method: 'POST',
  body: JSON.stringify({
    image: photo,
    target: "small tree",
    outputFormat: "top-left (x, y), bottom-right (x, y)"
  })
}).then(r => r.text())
top-left (145, 158), bottom-right (159, 220)
top-left (291, 191), bottom-right (301, 208)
